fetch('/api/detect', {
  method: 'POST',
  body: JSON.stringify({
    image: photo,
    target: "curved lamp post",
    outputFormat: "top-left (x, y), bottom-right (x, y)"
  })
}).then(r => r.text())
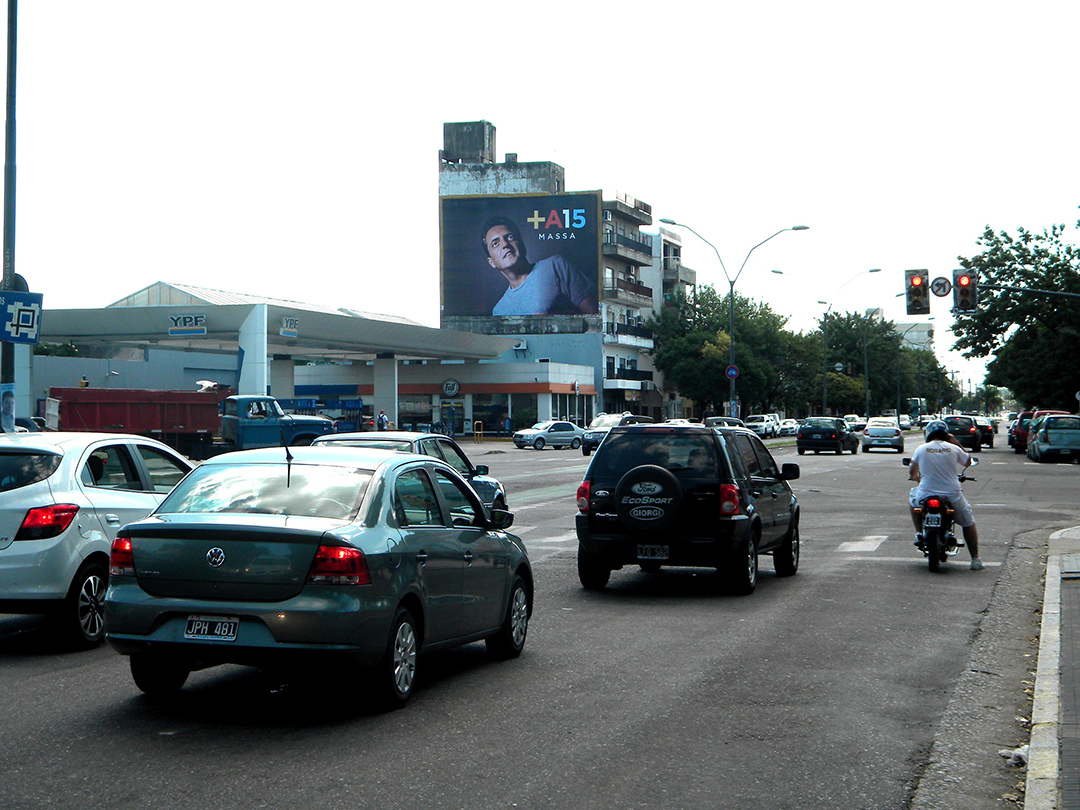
top-left (659, 219), bottom-right (808, 417)
top-left (816, 268), bottom-right (881, 416)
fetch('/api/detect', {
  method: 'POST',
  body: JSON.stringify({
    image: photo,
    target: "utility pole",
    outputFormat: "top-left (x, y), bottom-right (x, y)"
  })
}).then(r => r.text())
top-left (1, 0), bottom-right (16, 431)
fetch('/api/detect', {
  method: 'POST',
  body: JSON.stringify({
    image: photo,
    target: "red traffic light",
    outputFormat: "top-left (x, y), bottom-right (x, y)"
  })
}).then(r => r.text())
top-left (911, 275), bottom-right (924, 287)
top-left (957, 274), bottom-right (971, 287)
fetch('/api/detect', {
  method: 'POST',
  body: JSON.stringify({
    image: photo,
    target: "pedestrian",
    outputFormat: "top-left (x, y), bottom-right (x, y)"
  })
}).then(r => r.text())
top-left (377, 410), bottom-right (389, 431)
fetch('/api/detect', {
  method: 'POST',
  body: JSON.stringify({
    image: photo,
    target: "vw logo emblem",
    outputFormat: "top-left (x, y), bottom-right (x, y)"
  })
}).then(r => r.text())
top-left (206, 547), bottom-right (226, 568)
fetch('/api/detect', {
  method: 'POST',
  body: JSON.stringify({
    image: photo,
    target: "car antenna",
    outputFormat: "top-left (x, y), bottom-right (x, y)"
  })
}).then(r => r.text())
top-left (281, 429), bottom-right (294, 486)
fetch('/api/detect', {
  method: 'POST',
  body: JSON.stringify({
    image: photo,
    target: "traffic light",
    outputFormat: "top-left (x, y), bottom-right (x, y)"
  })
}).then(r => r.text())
top-left (905, 269), bottom-right (930, 315)
top-left (953, 269), bottom-right (978, 311)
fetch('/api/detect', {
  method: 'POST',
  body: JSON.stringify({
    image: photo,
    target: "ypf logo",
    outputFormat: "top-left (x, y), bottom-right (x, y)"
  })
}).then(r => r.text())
top-left (631, 481), bottom-right (664, 496)
top-left (206, 547), bottom-right (226, 568)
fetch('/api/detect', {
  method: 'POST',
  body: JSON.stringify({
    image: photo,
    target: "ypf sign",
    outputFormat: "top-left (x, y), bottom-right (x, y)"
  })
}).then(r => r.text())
top-left (1, 291), bottom-right (43, 344)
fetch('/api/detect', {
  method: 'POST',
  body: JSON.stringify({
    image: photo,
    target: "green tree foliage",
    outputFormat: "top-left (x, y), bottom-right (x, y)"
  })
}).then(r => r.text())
top-left (33, 342), bottom-right (80, 356)
top-left (953, 224), bottom-right (1080, 409)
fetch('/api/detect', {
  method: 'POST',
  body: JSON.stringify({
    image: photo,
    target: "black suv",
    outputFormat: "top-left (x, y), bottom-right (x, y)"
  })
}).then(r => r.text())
top-left (575, 424), bottom-right (800, 594)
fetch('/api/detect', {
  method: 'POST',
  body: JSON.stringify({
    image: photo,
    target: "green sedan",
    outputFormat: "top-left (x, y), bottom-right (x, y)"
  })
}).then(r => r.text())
top-left (104, 446), bottom-right (532, 709)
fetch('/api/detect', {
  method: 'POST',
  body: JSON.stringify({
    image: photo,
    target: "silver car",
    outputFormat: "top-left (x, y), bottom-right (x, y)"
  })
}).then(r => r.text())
top-left (861, 417), bottom-right (905, 453)
top-left (0, 433), bottom-right (194, 647)
top-left (512, 420), bottom-right (585, 450)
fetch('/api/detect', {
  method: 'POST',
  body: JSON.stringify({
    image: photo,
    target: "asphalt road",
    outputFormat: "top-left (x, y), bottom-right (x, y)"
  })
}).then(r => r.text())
top-left (2, 434), bottom-right (1076, 810)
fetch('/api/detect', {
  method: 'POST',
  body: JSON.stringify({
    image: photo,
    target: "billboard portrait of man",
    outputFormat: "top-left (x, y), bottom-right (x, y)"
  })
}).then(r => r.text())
top-left (441, 192), bottom-right (602, 318)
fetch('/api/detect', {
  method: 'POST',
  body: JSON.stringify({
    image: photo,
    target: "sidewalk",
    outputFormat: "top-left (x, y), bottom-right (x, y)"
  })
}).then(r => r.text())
top-left (1028, 526), bottom-right (1080, 809)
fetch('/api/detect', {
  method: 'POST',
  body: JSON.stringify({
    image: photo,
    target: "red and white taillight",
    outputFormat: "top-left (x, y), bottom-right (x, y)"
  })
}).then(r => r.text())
top-left (110, 537), bottom-right (135, 576)
top-left (14, 504), bottom-right (79, 541)
top-left (576, 481), bottom-right (591, 513)
top-left (720, 484), bottom-right (741, 515)
top-left (307, 546), bottom-right (369, 586)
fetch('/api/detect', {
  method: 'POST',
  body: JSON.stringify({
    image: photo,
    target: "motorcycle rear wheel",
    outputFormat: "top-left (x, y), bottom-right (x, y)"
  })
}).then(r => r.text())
top-left (926, 528), bottom-right (942, 572)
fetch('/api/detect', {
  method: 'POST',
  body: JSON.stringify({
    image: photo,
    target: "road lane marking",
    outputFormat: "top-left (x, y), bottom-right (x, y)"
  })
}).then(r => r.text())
top-left (836, 537), bottom-right (888, 552)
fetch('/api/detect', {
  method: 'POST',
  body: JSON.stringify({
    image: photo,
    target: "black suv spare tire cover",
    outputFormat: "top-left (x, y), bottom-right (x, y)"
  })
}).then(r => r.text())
top-left (614, 465), bottom-right (684, 532)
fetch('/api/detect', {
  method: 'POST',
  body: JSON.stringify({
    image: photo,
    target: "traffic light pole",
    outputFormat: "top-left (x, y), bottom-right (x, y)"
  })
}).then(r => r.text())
top-left (1, 0), bottom-right (17, 433)
top-left (979, 284), bottom-right (1080, 300)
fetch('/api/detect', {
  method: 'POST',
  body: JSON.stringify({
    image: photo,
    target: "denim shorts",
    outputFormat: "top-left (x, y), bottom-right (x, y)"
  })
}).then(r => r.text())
top-left (910, 487), bottom-right (975, 528)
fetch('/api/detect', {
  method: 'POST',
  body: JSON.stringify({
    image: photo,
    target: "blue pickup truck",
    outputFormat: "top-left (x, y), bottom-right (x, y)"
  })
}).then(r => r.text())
top-left (219, 395), bottom-right (337, 451)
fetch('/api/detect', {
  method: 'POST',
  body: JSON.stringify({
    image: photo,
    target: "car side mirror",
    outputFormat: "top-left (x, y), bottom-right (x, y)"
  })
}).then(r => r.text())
top-left (488, 508), bottom-right (514, 530)
top-left (781, 463), bottom-right (800, 481)
top-left (474, 464), bottom-right (489, 476)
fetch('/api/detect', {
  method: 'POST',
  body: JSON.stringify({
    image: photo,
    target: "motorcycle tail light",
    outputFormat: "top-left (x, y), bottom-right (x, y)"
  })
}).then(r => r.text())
top-left (925, 497), bottom-right (943, 510)
top-left (720, 484), bottom-right (741, 515)
top-left (576, 481), bottom-right (591, 513)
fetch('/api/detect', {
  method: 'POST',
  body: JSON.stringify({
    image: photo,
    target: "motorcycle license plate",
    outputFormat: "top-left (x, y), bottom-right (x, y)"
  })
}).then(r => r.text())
top-left (924, 514), bottom-right (942, 528)
top-left (638, 545), bottom-right (669, 560)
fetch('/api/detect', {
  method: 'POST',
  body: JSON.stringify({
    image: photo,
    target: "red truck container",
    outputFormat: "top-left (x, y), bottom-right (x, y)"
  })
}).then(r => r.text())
top-left (47, 387), bottom-right (229, 458)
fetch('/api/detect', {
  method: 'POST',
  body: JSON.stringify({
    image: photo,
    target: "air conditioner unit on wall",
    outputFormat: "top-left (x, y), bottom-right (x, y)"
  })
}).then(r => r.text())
top-left (513, 340), bottom-right (527, 351)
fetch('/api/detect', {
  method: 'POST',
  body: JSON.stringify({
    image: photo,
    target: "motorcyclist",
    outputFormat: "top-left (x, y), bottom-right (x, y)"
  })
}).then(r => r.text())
top-left (907, 419), bottom-right (983, 570)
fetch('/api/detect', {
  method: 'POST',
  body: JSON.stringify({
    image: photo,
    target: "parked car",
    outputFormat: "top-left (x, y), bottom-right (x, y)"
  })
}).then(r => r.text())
top-left (704, 416), bottom-right (746, 428)
top-left (580, 412), bottom-right (654, 456)
top-left (777, 418), bottom-right (800, 437)
top-left (796, 417), bottom-right (860, 455)
top-left (512, 420), bottom-right (585, 450)
top-left (311, 430), bottom-right (507, 510)
top-left (1027, 414), bottom-right (1080, 463)
top-left (104, 446), bottom-right (532, 706)
top-left (936, 415), bottom-right (981, 450)
top-left (973, 416), bottom-right (995, 448)
top-left (1011, 410), bottom-right (1035, 453)
top-left (574, 423), bottom-right (800, 594)
top-left (744, 413), bottom-right (781, 439)
top-left (0, 432), bottom-right (195, 648)
top-left (861, 417), bottom-right (904, 453)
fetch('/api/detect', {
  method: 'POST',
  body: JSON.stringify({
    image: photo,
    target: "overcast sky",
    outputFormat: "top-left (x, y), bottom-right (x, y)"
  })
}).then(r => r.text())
top-left (10, 1), bottom-right (1080, 390)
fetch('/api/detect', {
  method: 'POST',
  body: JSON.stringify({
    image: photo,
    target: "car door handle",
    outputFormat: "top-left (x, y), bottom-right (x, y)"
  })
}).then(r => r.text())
top-left (463, 550), bottom-right (474, 565)
top-left (415, 552), bottom-right (428, 565)
top-left (104, 513), bottom-right (122, 526)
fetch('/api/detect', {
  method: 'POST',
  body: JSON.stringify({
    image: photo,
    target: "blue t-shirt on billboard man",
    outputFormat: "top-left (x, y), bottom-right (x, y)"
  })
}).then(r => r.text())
top-left (481, 216), bottom-right (598, 316)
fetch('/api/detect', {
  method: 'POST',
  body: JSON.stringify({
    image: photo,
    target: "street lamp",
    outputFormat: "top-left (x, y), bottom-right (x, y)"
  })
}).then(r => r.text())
top-left (659, 219), bottom-right (809, 418)
top-left (816, 268), bottom-right (881, 416)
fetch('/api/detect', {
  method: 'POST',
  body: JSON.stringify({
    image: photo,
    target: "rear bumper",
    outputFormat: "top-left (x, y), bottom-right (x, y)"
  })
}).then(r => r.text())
top-left (575, 514), bottom-right (750, 567)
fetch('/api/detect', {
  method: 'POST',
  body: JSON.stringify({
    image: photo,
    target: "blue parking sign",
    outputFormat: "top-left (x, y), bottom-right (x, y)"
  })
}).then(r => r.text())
top-left (1, 291), bottom-right (43, 344)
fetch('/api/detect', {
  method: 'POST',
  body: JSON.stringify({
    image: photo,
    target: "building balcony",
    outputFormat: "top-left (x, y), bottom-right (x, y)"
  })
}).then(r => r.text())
top-left (603, 367), bottom-right (654, 390)
top-left (603, 231), bottom-right (654, 266)
top-left (604, 192), bottom-right (653, 226)
top-left (602, 321), bottom-right (654, 349)
top-left (603, 277), bottom-right (654, 307)
top-left (662, 257), bottom-right (697, 288)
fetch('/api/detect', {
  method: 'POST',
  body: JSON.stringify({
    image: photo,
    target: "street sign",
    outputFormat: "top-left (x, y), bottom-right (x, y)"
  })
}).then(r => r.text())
top-left (931, 277), bottom-right (952, 297)
top-left (834, 363), bottom-right (844, 372)
top-left (725, 365), bottom-right (739, 380)
top-left (1, 291), bottom-right (43, 345)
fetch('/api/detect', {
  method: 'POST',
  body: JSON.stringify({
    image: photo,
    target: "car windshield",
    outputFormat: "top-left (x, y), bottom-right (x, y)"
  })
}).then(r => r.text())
top-left (158, 462), bottom-right (373, 519)
top-left (318, 438), bottom-right (414, 452)
top-left (588, 414), bottom-right (624, 429)
top-left (867, 419), bottom-right (895, 427)
top-left (592, 431), bottom-right (723, 480)
top-left (531, 422), bottom-right (554, 430)
top-left (1047, 416), bottom-right (1080, 430)
top-left (745, 416), bottom-right (764, 423)
top-left (0, 450), bottom-right (62, 492)
top-left (802, 418), bottom-right (837, 429)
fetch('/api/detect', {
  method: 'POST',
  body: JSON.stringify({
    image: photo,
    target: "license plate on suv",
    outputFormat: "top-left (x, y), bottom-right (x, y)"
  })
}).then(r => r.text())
top-left (637, 545), bottom-right (669, 560)
top-left (184, 615), bottom-right (239, 642)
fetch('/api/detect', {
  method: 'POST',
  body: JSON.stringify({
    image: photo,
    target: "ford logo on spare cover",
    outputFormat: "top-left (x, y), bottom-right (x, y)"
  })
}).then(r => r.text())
top-left (206, 547), bottom-right (226, 568)
top-left (630, 481), bottom-right (664, 496)
top-left (629, 506), bottom-right (666, 520)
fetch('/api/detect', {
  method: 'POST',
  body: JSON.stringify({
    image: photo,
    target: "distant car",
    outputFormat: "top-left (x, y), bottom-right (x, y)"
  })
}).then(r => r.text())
top-left (1027, 414), bottom-right (1080, 463)
top-left (1011, 410), bottom-right (1036, 453)
top-left (898, 414), bottom-right (913, 431)
top-left (861, 417), bottom-right (904, 453)
top-left (744, 413), bottom-right (780, 439)
top-left (513, 420), bottom-right (585, 450)
top-left (0, 432), bottom-right (195, 648)
top-left (311, 430), bottom-right (507, 510)
top-left (580, 412), bottom-right (654, 456)
top-left (778, 418), bottom-right (800, 436)
top-left (796, 417), bottom-right (859, 455)
top-left (972, 416), bottom-right (994, 448)
top-left (704, 416), bottom-right (746, 428)
top-left (104, 446), bottom-right (532, 706)
top-left (936, 415), bottom-right (981, 450)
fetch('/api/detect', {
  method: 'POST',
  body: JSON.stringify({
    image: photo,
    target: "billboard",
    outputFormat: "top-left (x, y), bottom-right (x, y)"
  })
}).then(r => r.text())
top-left (441, 192), bottom-right (602, 318)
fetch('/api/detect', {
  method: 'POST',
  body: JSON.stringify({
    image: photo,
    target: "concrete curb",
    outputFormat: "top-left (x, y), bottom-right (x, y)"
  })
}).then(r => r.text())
top-left (1028, 549), bottom-right (1061, 809)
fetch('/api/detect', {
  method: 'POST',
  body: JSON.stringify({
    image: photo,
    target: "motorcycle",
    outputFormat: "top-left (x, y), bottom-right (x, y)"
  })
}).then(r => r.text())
top-left (902, 456), bottom-right (978, 572)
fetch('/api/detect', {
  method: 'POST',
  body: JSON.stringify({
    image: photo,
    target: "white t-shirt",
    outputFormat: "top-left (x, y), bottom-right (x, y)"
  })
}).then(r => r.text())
top-left (911, 440), bottom-right (970, 499)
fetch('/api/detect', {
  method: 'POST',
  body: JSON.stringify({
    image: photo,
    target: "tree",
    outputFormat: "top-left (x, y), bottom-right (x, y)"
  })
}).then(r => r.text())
top-left (952, 224), bottom-right (1080, 409)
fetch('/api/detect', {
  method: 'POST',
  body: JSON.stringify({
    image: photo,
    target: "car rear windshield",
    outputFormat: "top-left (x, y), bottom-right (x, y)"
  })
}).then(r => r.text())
top-left (158, 462), bottom-right (373, 520)
top-left (1047, 416), bottom-right (1080, 431)
top-left (0, 451), bottom-right (62, 492)
top-left (318, 438), bottom-right (413, 452)
top-left (590, 430), bottom-right (728, 481)
top-left (801, 418), bottom-right (838, 429)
